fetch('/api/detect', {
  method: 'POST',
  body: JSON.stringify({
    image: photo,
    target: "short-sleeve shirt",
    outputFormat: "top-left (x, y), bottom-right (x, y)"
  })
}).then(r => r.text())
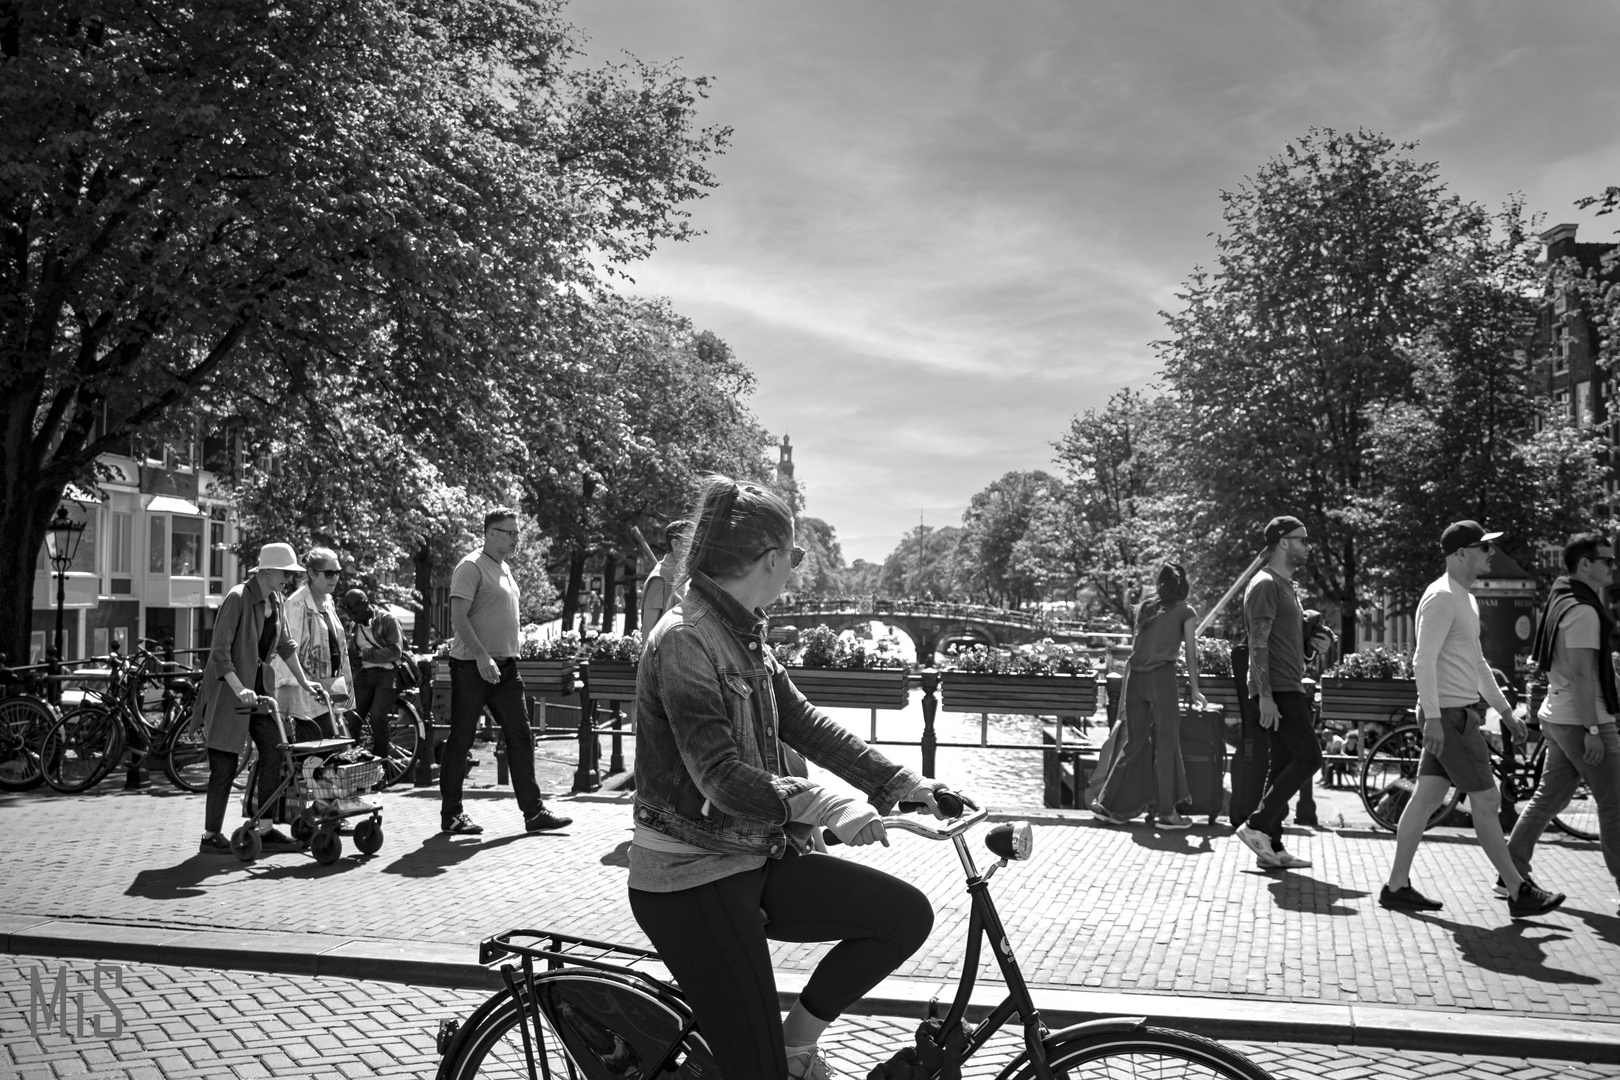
top-left (1244, 569), bottom-right (1304, 695)
top-left (1129, 600), bottom-right (1194, 671)
top-left (448, 551), bottom-right (521, 661)
top-left (1542, 605), bottom-right (1617, 726)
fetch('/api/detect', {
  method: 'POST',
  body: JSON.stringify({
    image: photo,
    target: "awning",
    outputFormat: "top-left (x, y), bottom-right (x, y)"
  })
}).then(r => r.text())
top-left (145, 494), bottom-right (202, 516)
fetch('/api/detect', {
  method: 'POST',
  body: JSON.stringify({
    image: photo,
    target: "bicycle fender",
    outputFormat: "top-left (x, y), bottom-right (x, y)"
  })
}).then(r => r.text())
top-left (992, 1018), bottom-right (1150, 1080)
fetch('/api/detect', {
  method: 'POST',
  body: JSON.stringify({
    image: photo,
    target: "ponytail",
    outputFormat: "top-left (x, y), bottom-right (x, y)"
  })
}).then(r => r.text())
top-left (677, 474), bottom-right (793, 588)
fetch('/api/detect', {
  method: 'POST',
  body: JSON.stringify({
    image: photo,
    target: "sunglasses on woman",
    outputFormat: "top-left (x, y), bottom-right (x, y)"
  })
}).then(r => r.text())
top-left (763, 545), bottom-right (806, 569)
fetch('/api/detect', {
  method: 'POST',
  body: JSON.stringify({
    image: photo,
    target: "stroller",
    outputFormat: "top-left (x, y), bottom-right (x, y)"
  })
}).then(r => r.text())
top-left (231, 700), bottom-right (385, 864)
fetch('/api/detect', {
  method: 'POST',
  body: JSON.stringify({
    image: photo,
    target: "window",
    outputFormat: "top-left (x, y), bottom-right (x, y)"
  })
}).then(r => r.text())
top-left (171, 516), bottom-right (204, 577)
top-left (109, 511), bottom-right (133, 594)
top-left (149, 516), bottom-right (166, 574)
top-left (1577, 381), bottom-right (1593, 427)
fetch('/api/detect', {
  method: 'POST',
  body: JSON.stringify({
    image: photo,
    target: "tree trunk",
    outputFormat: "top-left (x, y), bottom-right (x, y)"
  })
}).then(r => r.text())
top-left (622, 556), bottom-right (639, 634)
top-left (601, 557), bottom-right (619, 634)
top-left (561, 548), bottom-right (585, 630)
top-left (1338, 537), bottom-right (1358, 651)
top-left (0, 476), bottom-right (66, 667)
top-left (412, 543), bottom-right (434, 649)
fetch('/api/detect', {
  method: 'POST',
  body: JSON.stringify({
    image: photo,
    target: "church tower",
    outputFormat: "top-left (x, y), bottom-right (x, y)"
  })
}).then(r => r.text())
top-left (777, 433), bottom-right (794, 482)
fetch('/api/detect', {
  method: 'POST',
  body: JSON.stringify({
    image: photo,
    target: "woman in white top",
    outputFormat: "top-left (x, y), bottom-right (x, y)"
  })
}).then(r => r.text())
top-left (275, 546), bottom-right (355, 738)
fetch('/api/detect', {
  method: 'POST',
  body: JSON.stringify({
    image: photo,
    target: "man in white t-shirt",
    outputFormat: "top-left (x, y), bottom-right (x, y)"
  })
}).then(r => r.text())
top-left (1508, 532), bottom-right (1620, 912)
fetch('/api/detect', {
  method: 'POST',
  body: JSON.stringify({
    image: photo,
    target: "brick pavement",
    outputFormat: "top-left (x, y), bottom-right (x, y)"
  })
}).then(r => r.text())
top-left (4, 954), bottom-right (1615, 1079)
top-left (3, 744), bottom-right (1620, 1034)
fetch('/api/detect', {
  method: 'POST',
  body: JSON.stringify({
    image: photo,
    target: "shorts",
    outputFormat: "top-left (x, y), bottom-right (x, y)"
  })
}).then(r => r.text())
top-left (1416, 704), bottom-right (1495, 794)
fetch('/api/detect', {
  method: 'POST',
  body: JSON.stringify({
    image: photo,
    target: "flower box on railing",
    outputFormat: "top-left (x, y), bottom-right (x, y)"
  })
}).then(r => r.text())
top-left (515, 659), bottom-right (578, 697)
top-left (785, 666), bottom-right (911, 710)
top-left (584, 660), bottom-right (639, 703)
top-left (941, 672), bottom-right (1098, 717)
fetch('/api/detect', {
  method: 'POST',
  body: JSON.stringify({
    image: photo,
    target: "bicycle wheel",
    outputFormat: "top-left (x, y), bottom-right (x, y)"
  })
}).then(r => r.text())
top-left (1552, 780), bottom-right (1600, 840)
top-left (376, 698), bottom-right (424, 789)
top-left (1358, 724), bottom-right (1462, 832)
top-left (40, 705), bottom-right (124, 793)
top-left (0, 694), bottom-right (56, 791)
top-left (161, 709), bottom-right (211, 793)
top-left (438, 971), bottom-right (719, 1080)
top-left (1015, 1026), bottom-right (1274, 1079)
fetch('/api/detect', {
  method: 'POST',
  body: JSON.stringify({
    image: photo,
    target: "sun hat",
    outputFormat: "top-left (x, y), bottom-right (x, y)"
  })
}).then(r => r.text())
top-left (250, 542), bottom-right (305, 573)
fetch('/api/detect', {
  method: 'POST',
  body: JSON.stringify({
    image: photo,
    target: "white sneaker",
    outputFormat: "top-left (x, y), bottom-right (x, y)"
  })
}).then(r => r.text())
top-left (1271, 850), bottom-right (1312, 869)
top-left (786, 1045), bottom-right (838, 1080)
top-left (1235, 823), bottom-right (1273, 859)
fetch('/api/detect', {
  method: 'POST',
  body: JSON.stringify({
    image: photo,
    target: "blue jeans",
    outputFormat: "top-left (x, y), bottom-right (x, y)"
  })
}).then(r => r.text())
top-left (1507, 722), bottom-right (1620, 889)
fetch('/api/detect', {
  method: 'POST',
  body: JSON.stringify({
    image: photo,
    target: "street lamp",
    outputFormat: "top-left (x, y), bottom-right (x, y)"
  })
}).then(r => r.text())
top-left (44, 506), bottom-right (86, 700)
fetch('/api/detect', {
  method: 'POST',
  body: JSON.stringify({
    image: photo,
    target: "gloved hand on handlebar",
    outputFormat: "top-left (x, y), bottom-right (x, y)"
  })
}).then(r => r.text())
top-left (904, 780), bottom-right (978, 820)
top-left (785, 785), bottom-right (888, 847)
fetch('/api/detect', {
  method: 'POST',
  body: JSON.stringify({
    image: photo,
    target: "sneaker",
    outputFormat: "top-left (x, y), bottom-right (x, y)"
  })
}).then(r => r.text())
top-left (524, 807), bottom-right (574, 832)
top-left (786, 1045), bottom-right (838, 1080)
top-left (1089, 801), bottom-right (1130, 826)
top-left (1494, 874), bottom-right (1541, 899)
top-left (1156, 814), bottom-right (1193, 830)
top-left (1380, 884), bottom-right (1444, 911)
top-left (259, 827), bottom-right (302, 852)
top-left (1508, 879), bottom-right (1566, 919)
top-left (198, 833), bottom-right (233, 855)
top-left (1271, 850), bottom-right (1312, 869)
top-left (1235, 823), bottom-right (1273, 859)
top-left (442, 813), bottom-right (484, 835)
top-left (1253, 848), bottom-right (1282, 870)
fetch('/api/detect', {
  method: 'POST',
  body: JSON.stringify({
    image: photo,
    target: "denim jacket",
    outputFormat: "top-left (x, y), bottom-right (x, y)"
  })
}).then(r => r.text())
top-left (632, 572), bottom-right (919, 858)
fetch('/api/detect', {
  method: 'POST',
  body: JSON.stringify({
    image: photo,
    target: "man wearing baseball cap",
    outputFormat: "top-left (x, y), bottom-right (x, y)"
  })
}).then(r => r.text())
top-left (1233, 515), bottom-right (1320, 870)
top-left (1379, 521), bottom-right (1564, 917)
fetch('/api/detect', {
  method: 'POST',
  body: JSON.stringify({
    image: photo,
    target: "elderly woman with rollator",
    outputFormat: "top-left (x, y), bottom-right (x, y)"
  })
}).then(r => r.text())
top-left (194, 542), bottom-right (327, 855)
top-left (1090, 562), bottom-right (1207, 829)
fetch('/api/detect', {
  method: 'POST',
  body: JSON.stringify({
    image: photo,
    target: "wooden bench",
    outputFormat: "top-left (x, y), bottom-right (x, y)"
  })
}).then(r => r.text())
top-left (1318, 677), bottom-right (1416, 785)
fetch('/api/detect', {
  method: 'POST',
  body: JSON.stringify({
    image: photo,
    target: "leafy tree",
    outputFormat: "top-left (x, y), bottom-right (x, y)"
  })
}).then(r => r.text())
top-left (959, 471), bottom-right (1058, 608)
top-left (1157, 128), bottom-right (1467, 643)
top-left (876, 525), bottom-right (970, 599)
top-left (0, 0), bottom-right (726, 662)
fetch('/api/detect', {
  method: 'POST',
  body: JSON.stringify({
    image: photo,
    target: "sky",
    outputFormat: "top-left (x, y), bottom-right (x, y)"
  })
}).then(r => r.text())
top-left (564, 0), bottom-right (1620, 563)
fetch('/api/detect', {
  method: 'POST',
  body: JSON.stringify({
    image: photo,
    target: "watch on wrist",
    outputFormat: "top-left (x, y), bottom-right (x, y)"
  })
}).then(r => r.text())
top-left (1587, 725), bottom-right (1601, 736)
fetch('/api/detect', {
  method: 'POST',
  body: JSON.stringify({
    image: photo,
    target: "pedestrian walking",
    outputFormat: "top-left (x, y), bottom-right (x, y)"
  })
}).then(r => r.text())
top-left (274, 547), bottom-right (353, 739)
top-left (339, 587), bottom-right (405, 764)
top-left (1090, 562), bottom-right (1206, 829)
top-left (195, 542), bottom-right (327, 855)
top-left (1232, 516), bottom-right (1319, 870)
top-left (639, 519), bottom-right (692, 633)
top-left (439, 508), bottom-right (572, 836)
top-left (1377, 521), bottom-right (1564, 917)
top-left (628, 474), bottom-right (970, 1080)
top-left (1504, 533), bottom-right (1620, 913)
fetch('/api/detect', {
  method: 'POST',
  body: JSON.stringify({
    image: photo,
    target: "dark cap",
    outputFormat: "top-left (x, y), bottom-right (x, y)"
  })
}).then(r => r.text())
top-left (1440, 520), bottom-right (1503, 556)
top-left (339, 588), bottom-right (371, 612)
top-left (1264, 515), bottom-right (1307, 547)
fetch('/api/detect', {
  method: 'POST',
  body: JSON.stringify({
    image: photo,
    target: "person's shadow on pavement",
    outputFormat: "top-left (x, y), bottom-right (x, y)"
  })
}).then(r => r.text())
top-left (1264, 872), bottom-right (1369, 916)
top-left (378, 833), bottom-right (529, 879)
top-left (125, 856), bottom-right (250, 900)
top-left (1129, 828), bottom-right (1215, 856)
top-left (1406, 911), bottom-right (1599, 985)
top-left (1566, 904), bottom-right (1620, 950)
top-left (601, 840), bottom-right (631, 867)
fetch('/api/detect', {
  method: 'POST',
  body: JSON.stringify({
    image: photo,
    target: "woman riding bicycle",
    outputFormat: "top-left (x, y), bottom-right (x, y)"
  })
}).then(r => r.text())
top-left (629, 475), bottom-right (969, 1080)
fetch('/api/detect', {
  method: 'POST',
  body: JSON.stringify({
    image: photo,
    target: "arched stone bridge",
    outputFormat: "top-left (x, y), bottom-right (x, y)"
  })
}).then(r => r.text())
top-left (767, 597), bottom-right (1122, 663)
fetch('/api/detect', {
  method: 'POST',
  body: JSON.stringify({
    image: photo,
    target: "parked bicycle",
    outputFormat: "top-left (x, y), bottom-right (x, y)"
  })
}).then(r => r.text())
top-left (434, 798), bottom-right (1274, 1080)
top-left (37, 642), bottom-right (206, 793)
top-left (348, 665), bottom-right (428, 789)
top-left (0, 657), bottom-right (62, 791)
top-left (1359, 718), bottom-right (1598, 839)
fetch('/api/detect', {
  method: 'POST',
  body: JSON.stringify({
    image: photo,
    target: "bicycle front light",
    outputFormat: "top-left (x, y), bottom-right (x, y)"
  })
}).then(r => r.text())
top-left (985, 821), bottom-right (1033, 861)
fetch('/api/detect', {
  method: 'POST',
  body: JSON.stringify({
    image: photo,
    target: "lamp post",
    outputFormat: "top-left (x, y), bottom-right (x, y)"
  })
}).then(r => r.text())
top-left (44, 506), bottom-right (86, 704)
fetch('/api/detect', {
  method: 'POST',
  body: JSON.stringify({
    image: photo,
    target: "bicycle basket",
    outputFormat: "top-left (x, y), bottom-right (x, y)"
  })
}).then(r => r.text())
top-left (301, 757), bottom-right (384, 801)
top-left (533, 971), bottom-right (720, 1080)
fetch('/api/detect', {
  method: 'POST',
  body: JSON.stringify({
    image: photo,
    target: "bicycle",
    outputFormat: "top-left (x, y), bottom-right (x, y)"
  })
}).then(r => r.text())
top-left (36, 643), bottom-right (207, 794)
top-left (433, 799), bottom-right (1274, 1080)
top-left (346, 669), bottom-right (427, 790)
top-left (0, 657), bottom-right (62, 791)
top-left (1358, 718), bottom-right (1597, 839)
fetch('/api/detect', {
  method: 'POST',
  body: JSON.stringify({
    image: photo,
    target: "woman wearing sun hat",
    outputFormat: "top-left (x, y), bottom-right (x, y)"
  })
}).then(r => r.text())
top-left (195, 542), bottom-right (327, 855)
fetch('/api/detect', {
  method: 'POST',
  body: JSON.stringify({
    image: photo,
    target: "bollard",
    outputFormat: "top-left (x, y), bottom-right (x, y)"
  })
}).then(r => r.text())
top-left (919, 669), bottom-right (939, 778)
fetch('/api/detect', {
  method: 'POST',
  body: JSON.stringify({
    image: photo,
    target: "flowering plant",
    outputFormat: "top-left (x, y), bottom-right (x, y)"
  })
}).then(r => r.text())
top-left (943, 639), bottom-right (1096, 676)
top-left (776, 624), bottom-right (908, 670)
top-left (519, 628), bottom-right (581, 661)
top-left (586, 631), bottom-right (643, 664)
top-left (1324, 645), bottom-right (1414, 680)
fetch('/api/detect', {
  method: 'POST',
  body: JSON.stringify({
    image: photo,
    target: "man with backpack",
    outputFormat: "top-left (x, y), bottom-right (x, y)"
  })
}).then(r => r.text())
top-left (339, 587), bottom-right (405, 766)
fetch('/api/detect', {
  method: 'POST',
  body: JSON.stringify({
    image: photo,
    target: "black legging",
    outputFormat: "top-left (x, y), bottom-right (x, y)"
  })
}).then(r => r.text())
top-left (629, 847), bottom-right (933, 1080)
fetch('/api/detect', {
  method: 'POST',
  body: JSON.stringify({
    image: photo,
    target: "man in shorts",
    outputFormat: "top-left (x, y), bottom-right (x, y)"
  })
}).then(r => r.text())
top-left (1379, 521), bottom-right (1564, 918)
top-left (1505, 533), bottom-right (1620, 912)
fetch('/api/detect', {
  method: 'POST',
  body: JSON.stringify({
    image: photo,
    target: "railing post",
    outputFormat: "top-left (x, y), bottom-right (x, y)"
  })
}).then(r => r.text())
top-left (573, 662), bottom-right (601, 793)
top-left (609, 703), bottom-right (625, 774)
top-left (920, 668), bottom-right (939, 778)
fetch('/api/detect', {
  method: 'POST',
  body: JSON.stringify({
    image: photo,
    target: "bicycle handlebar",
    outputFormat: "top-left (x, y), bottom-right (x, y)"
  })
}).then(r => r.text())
top-left (822, 804), bottom-right (989, 846)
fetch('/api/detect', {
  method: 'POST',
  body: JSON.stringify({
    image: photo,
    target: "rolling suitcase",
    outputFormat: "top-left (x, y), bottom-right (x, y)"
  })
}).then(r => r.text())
top-left (1179, 702), bottom-right (1227, 824)
top-left (1227, 644), bottom-right (1269, 827)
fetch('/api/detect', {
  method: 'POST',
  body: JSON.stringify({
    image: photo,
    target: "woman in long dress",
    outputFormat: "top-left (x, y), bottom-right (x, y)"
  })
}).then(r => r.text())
top-left (1091, 563), bottom-right (1207, 829)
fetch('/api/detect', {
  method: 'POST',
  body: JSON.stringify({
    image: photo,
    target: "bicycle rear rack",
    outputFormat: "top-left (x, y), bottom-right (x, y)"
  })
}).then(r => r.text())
top-left (480, 928), bottom-right (676, 991)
